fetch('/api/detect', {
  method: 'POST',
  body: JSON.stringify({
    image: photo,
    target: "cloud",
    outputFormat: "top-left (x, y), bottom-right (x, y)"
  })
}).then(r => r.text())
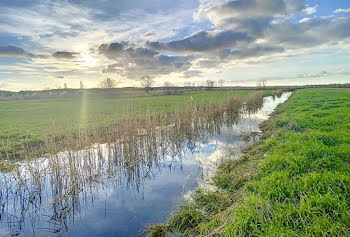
top-left (99, 42), bottom-right (192, 79)
top-left (191, 0), bottom-right (307, 40)
top-left (181, 70), bottom-right (203, 78)
top-left (188, 44), bottom-right (285, 71)
top-left (0, 0), bottom-right (198, 53)
top-left (299, 17), bottom-right (311, 23)
top-left (206, 0), bottom-right (305, 18)
top-left (0, 45), bottom-right (29, 57)
top-left (99, 42), bottom-right (158, 60)
top-left (265, 16), bottom-right (350, 49)
top-left (190, 1), bottom-right (350, 54)
top-left (144, 32), bottom-right (156, 37)
top-left (212, 17), bottom-right (272, 37)
top-left (303, 5), bottom-right (317, 15)
top-left (297, 70), bottom-right (329, 78)
top-left (144, 0), bottom-right (312, 66)
top-left (52, 51), bottom-right (78, 59)
top-left (0, 82), bottom-right (10, 89)
top-left (0, 46), bottom-right (80, 60)
top-left (1, 0), bottom-right (350, 89)
top-left (195, 59), bottom-right (220, 68)
top-left (333, 8), bottom-right (350, 14)
top-left (197, 0), bottom-right (306, 29)
top-left (32, 34), bottom-right (40, 41)
top-left (219, 45), bottom-right (285, 59)
top-left (147, 30), bottom-right (252, 53)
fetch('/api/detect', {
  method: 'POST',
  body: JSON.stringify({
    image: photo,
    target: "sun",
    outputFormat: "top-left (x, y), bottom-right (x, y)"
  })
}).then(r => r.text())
top-left (79, 53), bottom-right (97, 67)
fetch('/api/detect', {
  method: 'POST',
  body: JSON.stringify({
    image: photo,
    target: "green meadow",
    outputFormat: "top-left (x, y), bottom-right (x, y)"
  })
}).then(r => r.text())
top-left (0, 89), bottom-right (277, 159)
top-left (149, 88), bottom-right (350, 236)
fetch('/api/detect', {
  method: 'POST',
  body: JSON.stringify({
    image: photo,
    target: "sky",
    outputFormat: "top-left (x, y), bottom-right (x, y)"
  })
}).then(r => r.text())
top-left (0, 0), bottom-right (349, 91)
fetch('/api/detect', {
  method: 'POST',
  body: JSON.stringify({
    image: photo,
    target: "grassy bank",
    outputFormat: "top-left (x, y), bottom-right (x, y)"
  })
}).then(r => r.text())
top-left (148, 88), bottom-right (350, 236)
top-left (0, 89), bottom-right (280, 160)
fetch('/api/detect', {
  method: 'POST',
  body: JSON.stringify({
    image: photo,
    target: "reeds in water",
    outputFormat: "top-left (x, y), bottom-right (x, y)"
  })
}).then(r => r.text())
top-left (0, 92), bottom-right (266, 235)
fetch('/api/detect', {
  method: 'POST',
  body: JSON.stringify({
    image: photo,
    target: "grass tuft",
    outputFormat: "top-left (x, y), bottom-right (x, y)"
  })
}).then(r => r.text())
top-left (168, 205), bottom-right (205, 235)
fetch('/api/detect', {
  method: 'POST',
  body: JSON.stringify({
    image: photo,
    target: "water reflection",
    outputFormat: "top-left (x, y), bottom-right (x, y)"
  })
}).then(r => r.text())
top-left (0, 92), bottom-right (291, 237)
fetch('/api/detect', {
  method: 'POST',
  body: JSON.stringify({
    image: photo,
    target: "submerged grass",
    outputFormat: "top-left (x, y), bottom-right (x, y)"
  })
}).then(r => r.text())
top-left (148, 88), bottom-right (350, 236)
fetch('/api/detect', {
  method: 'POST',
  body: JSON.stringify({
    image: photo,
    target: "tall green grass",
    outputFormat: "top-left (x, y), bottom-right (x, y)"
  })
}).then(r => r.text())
top-left (148, 88), bottom-right (350, 236)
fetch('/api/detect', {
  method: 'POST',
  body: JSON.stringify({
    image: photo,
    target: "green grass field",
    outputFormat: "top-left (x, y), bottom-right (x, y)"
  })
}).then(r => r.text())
top-left (151, 88), bottom-right (350, 236)
top-left (0, 89), bottom-right (277, 160)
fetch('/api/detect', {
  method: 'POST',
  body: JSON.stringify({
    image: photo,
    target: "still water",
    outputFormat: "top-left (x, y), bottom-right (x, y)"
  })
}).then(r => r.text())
top-left (0, 92), bottom-right (291, 237)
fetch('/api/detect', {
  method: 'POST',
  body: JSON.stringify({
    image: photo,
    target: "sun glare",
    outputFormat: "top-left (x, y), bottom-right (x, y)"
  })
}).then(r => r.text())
top-left (79, 53), bottom-right (97, 67)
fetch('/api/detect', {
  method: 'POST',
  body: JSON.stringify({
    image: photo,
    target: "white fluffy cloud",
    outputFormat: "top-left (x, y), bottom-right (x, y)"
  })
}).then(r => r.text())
top-left (333, 8), bottom-right (350, 14)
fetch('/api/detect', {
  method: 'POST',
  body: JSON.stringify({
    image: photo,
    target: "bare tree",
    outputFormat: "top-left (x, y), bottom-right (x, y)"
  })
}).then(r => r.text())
top-left (163, 81), bottom-right (176, 95)
top-left (256, 80), bottom-right (267, 88)
top-left (206, 80), bottom-right (215, 87)
top-left (218, 79), bottom-right (225, 87)
top-left (256, 80), bottom-right (262, 88)
top-left (99, 77), bottom-right (118, 88)
top-left (184, 82), bottom-right (191, 87)
top-left (163, 81), bottom-right (173, 88)
top-left (140, 76), bottom-right (154, 94)
top-left (80, 81), bottom-right (84, 89)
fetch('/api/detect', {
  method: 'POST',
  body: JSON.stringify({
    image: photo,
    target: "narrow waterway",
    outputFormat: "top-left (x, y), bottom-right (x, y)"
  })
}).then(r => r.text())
top-left (0, 92), bottom-right (291, 237)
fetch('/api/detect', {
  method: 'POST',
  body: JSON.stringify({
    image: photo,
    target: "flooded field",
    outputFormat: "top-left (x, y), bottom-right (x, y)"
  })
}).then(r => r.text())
top-left (0, 92), bottom-right (291, 237)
